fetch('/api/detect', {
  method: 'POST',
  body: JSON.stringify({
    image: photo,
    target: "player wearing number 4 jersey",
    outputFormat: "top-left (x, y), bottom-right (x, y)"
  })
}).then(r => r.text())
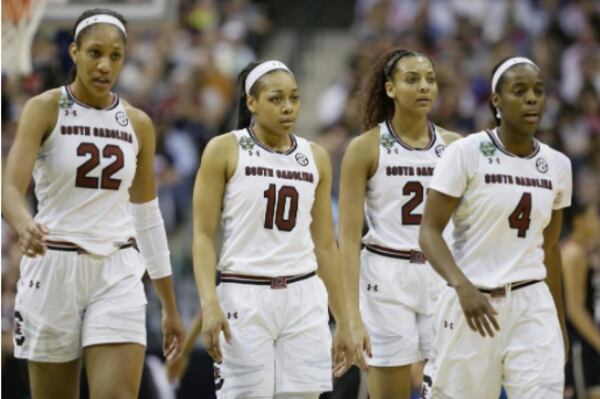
top-left (339, 49), bottom-right (462, 399)
top-left (1, 8), bottom-right (184, 399)
top-left (192, 60), bottom-right (354, 399)
top-left (419, 57), bottom-right (572, 399)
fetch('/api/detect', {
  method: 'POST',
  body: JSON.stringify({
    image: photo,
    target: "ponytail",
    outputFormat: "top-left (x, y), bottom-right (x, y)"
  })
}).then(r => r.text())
top-left (235, 61), bottom-right (261, 129)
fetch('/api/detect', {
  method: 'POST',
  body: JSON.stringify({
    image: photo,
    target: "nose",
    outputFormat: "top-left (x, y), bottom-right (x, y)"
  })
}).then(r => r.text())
top-left (97, 56), bottom-right (111, 74)
top-left (419, 78), bottom-right (431, 92)
top-left (524, 89), bottom-right (538, 104)
top-left (282, 98), bottom-right (293, 114)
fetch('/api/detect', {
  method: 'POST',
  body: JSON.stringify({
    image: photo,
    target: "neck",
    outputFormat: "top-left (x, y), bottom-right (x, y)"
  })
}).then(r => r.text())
top-left (390, 110), bottom-right (429, 140)
top-left (69, 80), bottom-right (113, 109)
top-left (252, 123), bottom-right (292, 152)
top-left (496, 123), bottom-right (536, 157)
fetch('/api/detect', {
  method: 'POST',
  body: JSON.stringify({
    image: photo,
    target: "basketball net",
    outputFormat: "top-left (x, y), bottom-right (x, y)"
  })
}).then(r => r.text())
top-left (2, 0), bottom-right (48, 76)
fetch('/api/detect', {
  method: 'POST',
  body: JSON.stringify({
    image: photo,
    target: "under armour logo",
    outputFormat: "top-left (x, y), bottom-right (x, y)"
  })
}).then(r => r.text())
top-left (14, 311), bottom-right (25, 346)
top-left (227, 312), bottom-right (238, 320)
top-left (28, 280), bottom-right (40, 289)
top-left (443, 320), bottom-right (454, 329)
top-left (488, 157), bottom-right (500, 164)
top-left (367, 283), bottom-right (378, 292)
top-left (64, 109), bottom-right (78, 116)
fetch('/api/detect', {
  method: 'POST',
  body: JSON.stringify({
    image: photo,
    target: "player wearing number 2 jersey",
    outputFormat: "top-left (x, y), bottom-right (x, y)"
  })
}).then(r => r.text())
top-left (192, 60), bottom-right (354, 399)
top-left (339, 49), bottom-right (462, 399)
top-left (1, 8), bottom-right (184, 399)
top-left (419, 57), bottom-right (572, 399)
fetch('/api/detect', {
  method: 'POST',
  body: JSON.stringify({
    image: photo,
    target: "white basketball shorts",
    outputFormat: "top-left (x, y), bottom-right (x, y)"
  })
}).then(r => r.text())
top-left (214, 273), bottom-right (332, 398)
top-left (13, 246), bottom-right (147, 362)
top-left (359, 248), bottom-right (444, 367)
top-left (421, 282), bottom-right (564, 399)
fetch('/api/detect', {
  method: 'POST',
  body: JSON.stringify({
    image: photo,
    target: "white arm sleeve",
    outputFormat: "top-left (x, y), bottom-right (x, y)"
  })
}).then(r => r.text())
top-left (130, 198), bottom-right (172, 279)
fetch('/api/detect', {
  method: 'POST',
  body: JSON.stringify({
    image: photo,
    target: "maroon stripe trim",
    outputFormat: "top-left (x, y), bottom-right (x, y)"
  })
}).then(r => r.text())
top-left (65, 85), bottom-right (120, 110)
top-left (386, 120), bottom-right (437, 151)
top-left (485, 129), bottom-right (540, 159)
top-left (366, 244), bottom-right (413, 257)
top-left (246, 127), bottom-right (298, 155)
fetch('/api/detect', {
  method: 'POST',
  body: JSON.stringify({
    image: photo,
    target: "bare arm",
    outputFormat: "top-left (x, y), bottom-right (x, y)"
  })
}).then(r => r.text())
top-left (310, 142), bottom-right (354, 374)
top-left (543, 210), bottom-right (569, 359)
top-left (192, 134), bottom-right (236, 363)
top-left (562, 242), bottom-right (600, 352)
top-left (338, 131), bottom-right (378, 367)
top-left (2, 91), bottom-right (59, 256)
top-left (419, 189), bottom-right (499, 337)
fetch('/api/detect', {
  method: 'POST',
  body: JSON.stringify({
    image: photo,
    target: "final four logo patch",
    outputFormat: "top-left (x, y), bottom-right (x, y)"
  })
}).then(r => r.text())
top-left (479, 141), bottom-right (496, 157)
top-left (59, 95), bottom-right (74, 109)
top-left (536, 157), bottom-right (548, 173)
top-left (295, 152), bottom-right (309, 166)
top-left (115, 111), bottom-right (129, 127)
top-left (435, 144), bottom-right (446, 158)
top-left (239, 135), bottom-right (255, 151)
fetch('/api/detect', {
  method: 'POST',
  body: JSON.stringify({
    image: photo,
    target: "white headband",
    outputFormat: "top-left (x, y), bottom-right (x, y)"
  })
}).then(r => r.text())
top-left (74, 14), bottom-right (127, 41)
top-left (491, 57), bottom-right (539, 93)
top-left (245, 60), bottom-right (293, 95)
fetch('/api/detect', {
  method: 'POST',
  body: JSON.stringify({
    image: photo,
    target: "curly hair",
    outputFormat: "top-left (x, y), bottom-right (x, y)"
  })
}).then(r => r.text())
top-left (359, 49), bottom-right (430, 131)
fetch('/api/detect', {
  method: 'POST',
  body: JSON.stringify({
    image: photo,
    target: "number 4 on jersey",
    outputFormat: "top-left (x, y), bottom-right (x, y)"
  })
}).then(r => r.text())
top-left (508, 193), bottom-right (532, 238)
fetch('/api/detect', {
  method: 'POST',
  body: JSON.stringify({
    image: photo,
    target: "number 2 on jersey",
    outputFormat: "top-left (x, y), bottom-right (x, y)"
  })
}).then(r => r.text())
top-left (402, 181), bottom-right (424, 225)
top-left (263, 184), bottom-right (298, 231)
top-left (508, 193), bottom-right (532, 238)
top-left (75, 143), bottom-right (124, 190)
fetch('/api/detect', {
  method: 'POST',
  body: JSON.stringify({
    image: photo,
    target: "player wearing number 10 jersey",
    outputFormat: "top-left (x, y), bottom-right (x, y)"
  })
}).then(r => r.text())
top-left (339, 49), bottom-right (462, 399)
top-left (193, 60), bottom-right (354, 399)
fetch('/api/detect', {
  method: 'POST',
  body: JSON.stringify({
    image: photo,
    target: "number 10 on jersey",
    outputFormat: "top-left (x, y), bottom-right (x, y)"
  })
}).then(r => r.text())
top-left (263, 184), bottom-right (299, 231)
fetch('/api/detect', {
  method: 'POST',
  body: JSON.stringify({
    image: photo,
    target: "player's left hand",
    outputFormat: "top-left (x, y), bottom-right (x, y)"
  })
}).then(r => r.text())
top-left (332, 324), bottom-right (355, 378)
top-left (162, 309), bottom-right (185, 362)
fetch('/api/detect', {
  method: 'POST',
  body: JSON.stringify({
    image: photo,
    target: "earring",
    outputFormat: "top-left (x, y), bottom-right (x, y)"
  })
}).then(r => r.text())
top-left (495, 108), bottom-right (502, 119)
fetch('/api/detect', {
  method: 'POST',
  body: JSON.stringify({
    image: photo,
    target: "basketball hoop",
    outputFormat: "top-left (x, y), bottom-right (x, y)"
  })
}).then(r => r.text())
top-left (2, 0), bottom-right (48, 76)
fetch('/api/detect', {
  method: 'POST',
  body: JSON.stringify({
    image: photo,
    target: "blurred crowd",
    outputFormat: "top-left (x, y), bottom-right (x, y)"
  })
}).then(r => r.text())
top-left (2, 0), bottom-right (599, 398)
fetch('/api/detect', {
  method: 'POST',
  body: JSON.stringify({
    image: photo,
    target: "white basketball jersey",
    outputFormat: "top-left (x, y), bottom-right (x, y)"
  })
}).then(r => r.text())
top-left (33, 86), bottom-right (138, 256)
top-left (362, 120), bottom-right (449, 251)
top-left (430, 129), bottom-right (572, 287)
top-left (218, 128), bottom-right (319, 276)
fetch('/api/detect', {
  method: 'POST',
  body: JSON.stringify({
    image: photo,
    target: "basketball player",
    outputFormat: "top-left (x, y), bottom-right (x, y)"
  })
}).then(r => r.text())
top-left (419, 57), bottom-right (571, 398)
top-left (192, 60), bottom-right (355, 398)
top-left (338, 49), bottom-right (461, 399)
top-left (562, 203), bottom-right (600, 399)
top-left (2, 9), bottom-right (185, 399)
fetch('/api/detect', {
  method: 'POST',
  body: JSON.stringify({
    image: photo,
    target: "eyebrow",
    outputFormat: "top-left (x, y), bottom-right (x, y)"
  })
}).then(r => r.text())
top-left (266, 89), bottom-right (300, 93)
top-left (403, 71), bottom-right (435, 75)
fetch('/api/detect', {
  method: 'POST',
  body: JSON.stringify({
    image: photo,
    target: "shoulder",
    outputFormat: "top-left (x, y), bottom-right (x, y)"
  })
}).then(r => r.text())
top-left (207, 131), bottom-right (238, 150)
top-left (309, 141), bottom-right (331, 165)
top-left (345, 126), bottom-right (379, 159)
top-left (435, 125), bottom-right (463, 146)
top-left (538, 142), bottom-right (572, 174)
top-left (19, 88), bottom-right (62, 135)
top-left (25, 88), bottom-right (61, 117)
top-left (122, 100), bottom-right (153, 133)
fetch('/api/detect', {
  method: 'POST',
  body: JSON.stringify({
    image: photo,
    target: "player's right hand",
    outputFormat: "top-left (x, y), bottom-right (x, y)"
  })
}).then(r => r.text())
top-left (18, 221), bottom-right (48, 257)
top-left (201, 304), bottom-right (231, 363)
top-left (455, 282), bottom-right (500, 337)
top-left (350, 318), bottom-right (372, 371)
